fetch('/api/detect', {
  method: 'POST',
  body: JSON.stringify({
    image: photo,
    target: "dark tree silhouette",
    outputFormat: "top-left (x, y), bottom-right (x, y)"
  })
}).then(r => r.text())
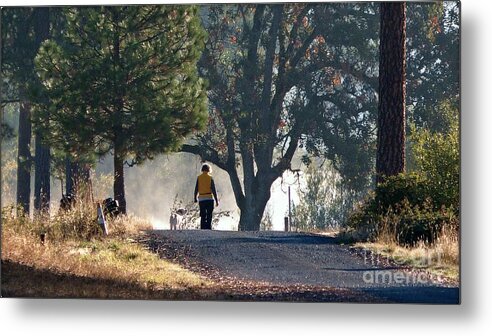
top-left (2, 8), bottom-right (35, 214)
top-left (376, 2), bottom-right (407, 183)
top-left (2, 8), bottom-right (52, 214)
top-left (183, 4), bottom-right (380, 230)
top-left (32, 7), bottom-right (51, 214)
top-left (16, 101), bottom-right (32, 213)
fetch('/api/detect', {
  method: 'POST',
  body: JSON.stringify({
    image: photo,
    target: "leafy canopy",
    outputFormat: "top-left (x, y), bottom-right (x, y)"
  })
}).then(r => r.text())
top-left (33, 6), bottom-right (208, 164)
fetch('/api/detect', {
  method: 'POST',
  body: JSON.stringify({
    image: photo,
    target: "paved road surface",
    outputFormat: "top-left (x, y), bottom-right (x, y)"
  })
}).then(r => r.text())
top-left (144, 230), bottom-right (459, 303)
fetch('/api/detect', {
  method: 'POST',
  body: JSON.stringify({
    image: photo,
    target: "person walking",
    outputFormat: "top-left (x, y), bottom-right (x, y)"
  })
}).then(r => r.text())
top-left (194, 164), bottom-right (219, 229)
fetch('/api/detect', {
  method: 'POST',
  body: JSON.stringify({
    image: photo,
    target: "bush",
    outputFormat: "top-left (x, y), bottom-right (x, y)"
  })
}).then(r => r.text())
top-left (347, 101), bottom-right (459, 246)
top-left (410, 101), bottom-right (459, 209)
top-left (381, 199), bottom-right (457, 246)
top-left (374, 172), bottom-right (428, 210)
top-left (347, 196), bottom-right (458, 246)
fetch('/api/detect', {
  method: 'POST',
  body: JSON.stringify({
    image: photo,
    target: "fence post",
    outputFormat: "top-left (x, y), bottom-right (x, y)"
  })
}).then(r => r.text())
top-left (97, 202), bottom-right (108, 235)
top-left (284, 216), bottom-right (289, 232)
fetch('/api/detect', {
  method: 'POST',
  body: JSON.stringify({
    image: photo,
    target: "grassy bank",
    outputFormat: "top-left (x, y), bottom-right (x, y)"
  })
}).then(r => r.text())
top-left (1, 205), bottom-right (217, 299)
top-left (337, 225), bottom-right (459, 283)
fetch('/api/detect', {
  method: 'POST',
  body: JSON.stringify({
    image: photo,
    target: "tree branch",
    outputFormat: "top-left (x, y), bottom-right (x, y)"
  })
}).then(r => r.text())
top-left (289, 28), bottom-right (317, 70)
top-left (272, 133), bottom-right (300, 178)
top-left (180, 143), bottom-right (228, 172)
top-left (225, 127), bottom-right (245, 207)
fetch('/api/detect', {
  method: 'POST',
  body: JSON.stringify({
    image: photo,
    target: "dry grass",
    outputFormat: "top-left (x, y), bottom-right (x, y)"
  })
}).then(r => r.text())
top-left (1, 229), bottom-right (210, 289)
top-left (352, 225), bottom-right (459, 282)
top-left (1, 205), bottom-right (215, 299)
top-left (107, 213), bottom-right (153, 237)
top-left (336, 201), bottom-right (460, 283)
top-left (306, 225), bottom-right (456, 282)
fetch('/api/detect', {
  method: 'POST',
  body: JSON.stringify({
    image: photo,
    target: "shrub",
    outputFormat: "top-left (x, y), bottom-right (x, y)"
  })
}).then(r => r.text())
top-left (347, 101), bottom-right (459, 246)
top-left (260, 206), bottom-right (274, 231)
top-left (347, 196), bottom-right (457, 246)
top-left (409, 101), bottom-right (459, 210)
top-left (374, 172), bottom-right (429, 210)
top-left (381, 199), bottom-right (457, 246)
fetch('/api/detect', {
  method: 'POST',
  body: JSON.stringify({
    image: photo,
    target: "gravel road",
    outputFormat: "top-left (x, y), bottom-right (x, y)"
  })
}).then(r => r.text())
top-left (142, 230), bottom-right (459, 303)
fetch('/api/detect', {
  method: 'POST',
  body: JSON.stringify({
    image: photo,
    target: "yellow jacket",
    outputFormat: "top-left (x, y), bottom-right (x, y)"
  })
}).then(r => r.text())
top-left (194, 172), bottom-right (218, 202)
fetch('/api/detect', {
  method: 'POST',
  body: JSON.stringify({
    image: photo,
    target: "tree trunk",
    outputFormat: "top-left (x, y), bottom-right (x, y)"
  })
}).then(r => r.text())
top-left (236, 169), bottom-right (272, 231)
top-left (65, 157), bottom-right (79, 195)
top-left (238, 191), bottom-right (270, 231)
top-left (113, 148), bottom-right (127, 214)
top-left (33, 7), bottom-right (51, 214)
top-left (65, 158), bottom-right (92, 202)
top-left (111, 8), bottom-right (126, 215)
top-left (238, 206), bottom-right (262, 231)
top-left (78, 163), bottom-right (92, 203)
top-left (376, 2), bottom-right (407, 184)
top-left (34, 135), bottom-right (51, 213)
top-left (16, 100), bottom-right (32, 215)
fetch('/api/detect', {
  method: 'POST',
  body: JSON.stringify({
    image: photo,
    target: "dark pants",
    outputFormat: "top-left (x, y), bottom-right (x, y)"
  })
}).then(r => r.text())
top-left (199, 200), bottom-right (214, 230)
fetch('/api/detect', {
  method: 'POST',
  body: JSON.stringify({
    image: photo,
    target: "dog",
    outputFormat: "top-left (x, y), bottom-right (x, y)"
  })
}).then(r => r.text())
top-left (169, 208), bottom-right (186, 230)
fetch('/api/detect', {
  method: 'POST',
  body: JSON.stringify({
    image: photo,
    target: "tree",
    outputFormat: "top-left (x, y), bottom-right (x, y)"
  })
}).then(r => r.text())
top-left (15, 101), bottom-right (32, 214)
top-left (64, 158), bottom-right (92, 197)
top-left (406, 2), bottom-right (460, 132)
top-left (293, 161), bottom-right (355, 231)
top-left (1, 8), bottom-right (37, 214)
top-left (33, 6), bottom-right (208, 213)
top-left (0, 122), bottom-right (14, 140)
top-left (2, 7), bottom-right (55, 215)
top-left (183, 3), bottom-right (380, 230)
top-left (376, 2), bottom-right (407, 183)
top-left (32, 7), bottom-right (51, 214)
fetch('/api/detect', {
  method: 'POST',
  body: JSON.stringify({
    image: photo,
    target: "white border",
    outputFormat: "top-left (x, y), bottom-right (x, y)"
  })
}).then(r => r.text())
top-left (2, 0), bottom-right (492, 335)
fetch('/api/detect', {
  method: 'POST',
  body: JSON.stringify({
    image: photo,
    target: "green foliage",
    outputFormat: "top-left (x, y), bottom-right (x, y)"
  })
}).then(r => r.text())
top-left (298, 2), bottom-right (381, 193)
top-left (346, 173), bottom-right (430, 234)
top-left (1, 8), bottom-right (36, 101)
top-left (374, 172), bottom-right (428, 210)
top-left (347, 197), bottom-right (458, 246)
top-left (410, 100), bottom-right (459, 209)
top-left (406, 2), bottom-right (460, 132)
top-left (1, 105), bottom-right (20, 206)
top-left (32, 6), bottom-right (208, 164)
top-left (347, 101), bottom-right (459, 245)
top-left (199, 3), bottom-right (381, 172)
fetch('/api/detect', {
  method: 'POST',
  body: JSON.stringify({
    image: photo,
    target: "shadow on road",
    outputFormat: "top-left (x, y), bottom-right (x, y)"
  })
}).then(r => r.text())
top-left (360, 286), bottom-right (460, 304)
top-left (219, 234), bottom-right (336, 245)
top-left (145, 230), bottom-right (460, 304)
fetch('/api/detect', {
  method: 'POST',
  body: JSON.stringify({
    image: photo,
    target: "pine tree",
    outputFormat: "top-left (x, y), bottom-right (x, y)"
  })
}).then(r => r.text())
top-left (33, 6), bottom-right (208, 213)
top-left (2, 8), bottom-right (51, 215)
top-left (32, 7), bottom-right (51, 214)
top-left (376, 2), bottom-right (407, 183)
